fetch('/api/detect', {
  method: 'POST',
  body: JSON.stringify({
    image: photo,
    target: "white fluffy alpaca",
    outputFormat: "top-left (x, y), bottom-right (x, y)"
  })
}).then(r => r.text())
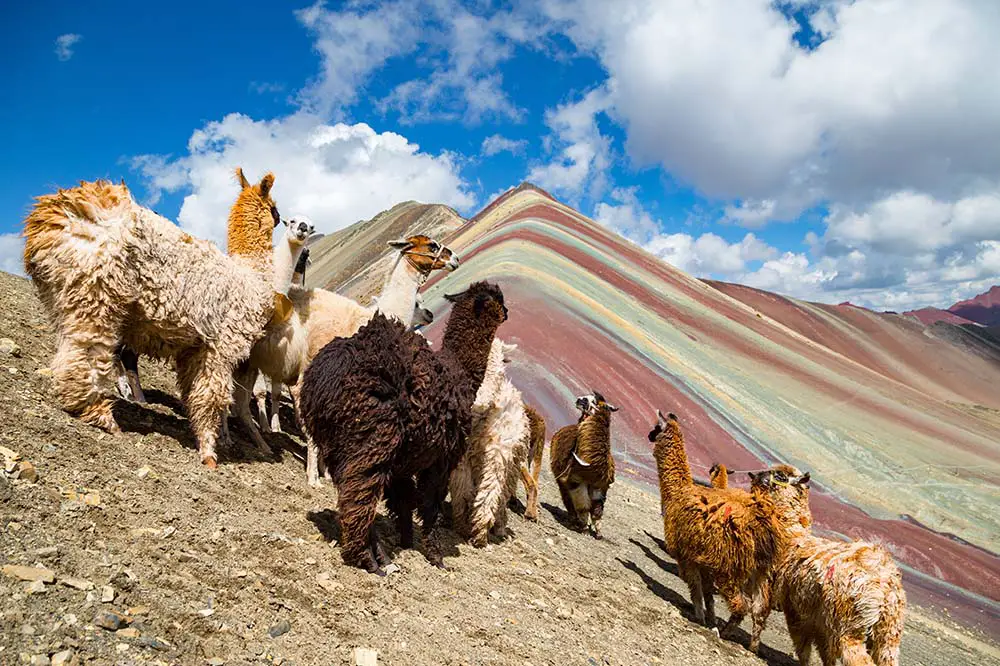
top-left (449, 339), bottom-right (530, 547)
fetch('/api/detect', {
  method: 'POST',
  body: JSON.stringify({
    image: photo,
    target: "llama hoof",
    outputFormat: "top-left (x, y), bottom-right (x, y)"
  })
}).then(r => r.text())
top-left (367, 565), bottom-right (387, 577)
top-left (711, 627), bottom-right (720, 638)
top-left (308, 477), bottom-right (323, 489)
top-left (592, 530), bottom-right (603, 540)
top-left (202, 456), bottom-right (218, 470)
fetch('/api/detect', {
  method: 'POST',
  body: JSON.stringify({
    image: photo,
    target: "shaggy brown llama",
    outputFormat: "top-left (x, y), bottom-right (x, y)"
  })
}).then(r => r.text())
top-left (518, 404), bottom-right (547, 521)
top-left (709, 463), bottom-right (729, 489)
top-left (298, 281), bottom-right (508, 574)
top-left (648, 410), bottom-right (785, 652)
top-left (549, 391), bottom-right (618, 539)
top-left (750, 466), bottom-right (906, 666)
top-left (23, 169), bottom-right (280, 466)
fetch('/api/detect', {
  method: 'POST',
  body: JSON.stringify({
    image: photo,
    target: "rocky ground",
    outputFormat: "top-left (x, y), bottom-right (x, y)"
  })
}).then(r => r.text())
top-left (1, 270), bottom-right (997, 666)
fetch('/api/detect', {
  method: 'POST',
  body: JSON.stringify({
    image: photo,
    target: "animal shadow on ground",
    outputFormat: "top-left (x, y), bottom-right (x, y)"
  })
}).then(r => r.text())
top-left (306, 509), bottom-right (464, 570)
top-left (541, 501), bottom-right (585, 532)
top-left (627, 533), bottom-right (797, 666)
top-left (142, 388), bottom-right (185, 415)
top-left (112, 399), bottom-right (278, 466)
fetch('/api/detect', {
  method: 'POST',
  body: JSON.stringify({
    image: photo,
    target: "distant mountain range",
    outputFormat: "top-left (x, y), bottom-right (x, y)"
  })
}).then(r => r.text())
top-left (904, 285), bottom-right (1000, 327)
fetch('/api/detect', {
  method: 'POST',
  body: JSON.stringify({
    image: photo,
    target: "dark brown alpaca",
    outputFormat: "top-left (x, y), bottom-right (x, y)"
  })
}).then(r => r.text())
top-left (548, 391), bottom-right (618, 539)
top-left (298, 281), bottom-right (508, 574)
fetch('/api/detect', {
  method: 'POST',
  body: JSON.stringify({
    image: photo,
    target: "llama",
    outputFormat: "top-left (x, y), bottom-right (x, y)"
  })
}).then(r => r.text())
top-left (648, 409), bottom-right (785, 652)
top-left (709, 463), bottom-right (728, 489)
top-left (517, 404), bottom-right (547, 521)
top-left (298, 281), bottom-right (508, 574)
top-left (23, 169), bottom-right (280, 467)
top-left (449, 339), bottom-right (529, 547)
top-left (548, 391), bottom-right (618, 539)
top-left (751, 466), bottom-right (906, 666)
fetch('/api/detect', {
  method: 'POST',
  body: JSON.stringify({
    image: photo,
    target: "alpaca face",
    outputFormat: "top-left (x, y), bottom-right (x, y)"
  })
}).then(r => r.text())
top-left (647, 408), bottom-right (678, 442)
top-left (748, 466), bottom-right (810, 491)
top-left (284, 215), bottom-right (315, 245)
top-left (389, 235), bottom-right (460, 274)
top-left (575, 391), bottom-right (619, 418)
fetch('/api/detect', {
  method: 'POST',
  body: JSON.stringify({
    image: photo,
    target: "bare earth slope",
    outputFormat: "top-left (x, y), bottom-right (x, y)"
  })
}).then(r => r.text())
top-left (2, 271), bottom-right (997, 665)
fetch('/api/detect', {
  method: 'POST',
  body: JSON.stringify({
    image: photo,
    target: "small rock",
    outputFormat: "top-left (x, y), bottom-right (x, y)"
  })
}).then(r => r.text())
top-left (82, 492), bottom-right (100, 507)
top-left (8, 367), bottom-right (19, 375)
top-left (136, 466), bottom-right (152, 479)
top-left (0, 338), bottom-right (20, 357)
top-left (0, 444), bottom-right (19, 462)
top-left (59, 577), bottom-right (94, 591)
top-left (24, 579), bottom-right (46, 595)
top-left (207, 659), bottom-right (226, 666)
top-left (2, 565), bottom-right (55, 583)
top-left (136, 635), bottom-right (170, 651)
top-left (353, 647), bottom-right (378, 666)
top-left (101, 585), bottom-right (115, 603)
top-left (13, 461), bottom-right (37, 483)
top-left (161, 526), bottom-right (176, 538)
top-left (94, 611), bottom-right (128, 631)
top-left (126, 606), bottom-right (150, 616)
top-left (268, 620), bottom-right (291, 638)
top-left (197, 608), bottom-right (215, 618)
top-left (544, 538), bottom-right (555, 546)
top-left (36, 367), bottom-right (53, 378)
top-left (63, 614), bottom-right (78, 626)
top-left (29, 655), bottom-right (50, 666)
top-left (304, 558), bottom-right (316, 565)
top-left (32, 546), bottom-right (59, 559)
top-left (383, 563), bottom-right (400, 575)
top-left (489, 590), bottom-right (501, 600)
top-left (116, 627), bottom-right (140, 639)
top-left (20, 624), bottom-right (36, 635)
top-left (115, 643), bottom-right (129, 653)
top-left (247, 644), bottom-right (264, 656)
top-left (51, 650), bottom-right (74, 666)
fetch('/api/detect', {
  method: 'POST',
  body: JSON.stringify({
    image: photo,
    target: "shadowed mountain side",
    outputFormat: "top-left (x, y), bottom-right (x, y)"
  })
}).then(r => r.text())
top-left (904, 306), bottom-right (979, 327)
top-left (305, 200), bottom-right (465, 303)
top-left (379, 184), bottom-right (1000, 636)
top-left (949, 285), bottom-right (1000, 327)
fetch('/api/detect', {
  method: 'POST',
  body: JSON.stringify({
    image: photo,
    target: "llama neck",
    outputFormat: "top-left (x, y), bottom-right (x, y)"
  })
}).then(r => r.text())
top-left (442, 316), bottom-right (497, 391)
top-left (576, 411), bottom-right (614, 483)
top-left (374, 254), bottom-right (421, 325)
top-left (774, 489), bottom-right (812, 536)
top-left (474, 341), bottom-right (506, 405)
top-left (226, 198), bottom-right (274, 275)
top-left (273, 239), bottom-right (306, 295)
top-left (654, 424), bottom-right (694, 503)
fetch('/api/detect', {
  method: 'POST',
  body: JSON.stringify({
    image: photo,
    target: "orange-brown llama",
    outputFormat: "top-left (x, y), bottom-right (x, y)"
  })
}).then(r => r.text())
top-left (23, 169), bottom-right (280, 466)
top-left (751, 466), bottom-right (906, 666)
top-left (648, 410), bottom-right (785, 652)
top-left (709, 463), bottom-right (728, 489)
top-left (517, 404), bottom-right (547, 521)
top-left (549, 391), bottom-right (618, 539)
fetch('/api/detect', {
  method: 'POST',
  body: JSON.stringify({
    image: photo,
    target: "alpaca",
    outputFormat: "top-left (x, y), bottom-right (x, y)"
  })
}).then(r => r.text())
top-left (751, 466), bottom-right (906, 666)
top-left (517, 404), bottom-right (547, 521)
top-left (449, 339), bottom-right (530, 547)
top-left (709, 463), bottom-right (728, 489)
top-left (648, 410), bottom-right (785, 652)
top-left (23, 169), bottom-right (280, 467)
top-left (548, 391), bottom-right (618, 539)
top-left (298, 281), bottom-right (508, 574)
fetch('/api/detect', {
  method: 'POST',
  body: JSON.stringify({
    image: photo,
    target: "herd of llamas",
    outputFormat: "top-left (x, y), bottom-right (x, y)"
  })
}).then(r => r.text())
top-left (20, 170), bottom-right (906, 665)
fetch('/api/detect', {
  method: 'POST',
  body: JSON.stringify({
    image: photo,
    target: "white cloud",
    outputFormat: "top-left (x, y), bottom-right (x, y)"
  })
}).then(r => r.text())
top-left (250, 81), bottom-right (285, 95)
top-left (542, 0), bottom-right (1000, 220)
top-left (54, 34), bottom-right (81, 61)
top-left (527, 86), bottom-right (613, 200)
top-left (481, 134), bottom-right (528, 157)
top-left (0, 233), bottom-right (25, 277)
top-left (131, 113), bottom-right (475, 247)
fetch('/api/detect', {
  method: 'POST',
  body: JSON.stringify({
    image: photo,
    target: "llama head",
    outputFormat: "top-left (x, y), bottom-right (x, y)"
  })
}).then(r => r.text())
top-left (647, 408), bottom-right (679, 442)
top-left (283, 214), bottom-right (316, 246)
top-left (748, 464), bottom-right (812, 528)
top-left (575, 391), bottom-right (619, 419)
top-left (230, 168), bottom-right (281, 258)
top-left (388, 235), bottom-right (460, 276)
top-left (443, 280), bottom-right (507, 325)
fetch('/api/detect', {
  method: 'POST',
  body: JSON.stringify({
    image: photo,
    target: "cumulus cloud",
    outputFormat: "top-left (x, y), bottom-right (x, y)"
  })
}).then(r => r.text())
top-left (0, 233), bottom-right (25, 277)
top-left (527, 86), bottom-right (613, 201)
top-left (131, 113), bottom-right (475, 247)
top-left (481, 134), bottom-right (528, 157)
top-left (54, 34), bottom-right (81, 61)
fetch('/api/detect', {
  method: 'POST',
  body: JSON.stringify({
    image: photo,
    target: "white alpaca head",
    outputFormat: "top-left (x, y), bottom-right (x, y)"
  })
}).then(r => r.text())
top-left (283, 214), bottom-right (315, 246)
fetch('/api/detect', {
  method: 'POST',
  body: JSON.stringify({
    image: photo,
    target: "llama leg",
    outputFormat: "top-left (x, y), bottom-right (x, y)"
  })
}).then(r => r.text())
top-left (175, 350), bottom-right (231, 467)
top-left (120, 345), bottom-right (145, 403)
top-left (556, 480), bottom-right (578, 525)
top-left (386, 476), bottom-right (417, 550)
top-left (567, 482), bottom-right (591, 529)
top-left (871, 591), bottom-right (904, 666)
top-left (518, 465), bottom-right (539, 522)
top-left (784, 608), bottom-right (813, 666)
top-left (448, 464), bottom-right (473, 540)
top-left (589, 487), bottom-right (606, 539)
top-left (306, 437), bottom-right (324, 488)
top-left (679, 562), bottom-right (706, 624)
top-left (255, 389), bottom-right (270, 433)
top-left (50, 314), bottom-right (121, 433)
top-left (718, 585), bottom-right (747, 639)
top-left (491, 502), bottom-right (508, 539)
top-left (232, 364), bottom-right (269, 453)
top-left (336, 472), bottom-right (386, 574)
top-left (748, 586), bottom-right (770, 654)
top-left (269, 382), bottom-right (283, 432)
top-left (416, 467), bottom-right (451, 569)
top-left (701, 569), bottom-right (717, 629)
top-left (840, 636), bottom-right (876, 666)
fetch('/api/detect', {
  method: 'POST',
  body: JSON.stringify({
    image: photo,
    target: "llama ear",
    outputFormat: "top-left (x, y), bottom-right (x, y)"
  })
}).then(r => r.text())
top-left (306, 232), bottom-right (325, 246)
top-left (747, 471), bottom-right (757, 482)
top-left (387, 239), bottom-right (412, 250)
top-left (258, 172), bottom-right (275, 198)
top-left (606, 403), bottom-right (619, 412)
top-left (794, 472), bottom-right (811, 486)
top-left (656, 409), bottom-right (666, 424)
top-left (236, 168), bottom-right (251, 189)
top-left (443, 289), bottom-right (467, 303)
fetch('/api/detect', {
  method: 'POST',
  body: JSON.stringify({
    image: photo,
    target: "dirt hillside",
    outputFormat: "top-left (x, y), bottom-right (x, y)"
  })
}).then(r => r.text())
top-left (0, 270), bottom-right (996, 666)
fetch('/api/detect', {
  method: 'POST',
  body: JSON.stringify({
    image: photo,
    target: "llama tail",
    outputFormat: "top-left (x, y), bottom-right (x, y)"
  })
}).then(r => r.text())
top-left (870, 570), bottom-right (906, 666)
top-left (23, 180), bottom-right (133, 277)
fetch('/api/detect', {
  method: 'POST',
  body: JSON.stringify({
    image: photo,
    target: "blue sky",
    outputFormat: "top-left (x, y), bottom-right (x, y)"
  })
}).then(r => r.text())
top-left (3, 0), bottom-right (999, 312)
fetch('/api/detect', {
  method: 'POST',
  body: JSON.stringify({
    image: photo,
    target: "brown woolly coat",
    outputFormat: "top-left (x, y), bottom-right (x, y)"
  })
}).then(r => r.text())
top-left (549, 409), bottom-right (615, 490)
top-left (298, 281), bottom-right (507, 572)
top-left (518, 404), bottom-right (547, 521)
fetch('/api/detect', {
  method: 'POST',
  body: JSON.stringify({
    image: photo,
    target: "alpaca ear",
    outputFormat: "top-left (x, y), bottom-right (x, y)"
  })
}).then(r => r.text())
top-left (259, 172), bottom-right (275, 198)
top-left (606, 403), bottom-right (619, 412)
top-left (236, 168), bottom-right (251, 189)
top-left (656, 409), bottom-right (666, 425)
top-left (795, 472), bottom-right (811, 486)
top-left (443, 289), bottom-right (467, 303)
top-left (387, 239), bottom-right (412, 250)
top-left (306, 232), bottom-right (325, 246)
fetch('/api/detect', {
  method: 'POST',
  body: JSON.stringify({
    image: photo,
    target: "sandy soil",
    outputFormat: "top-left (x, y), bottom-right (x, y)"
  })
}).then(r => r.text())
top-left (1, 270), bottom-right (997, 666)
